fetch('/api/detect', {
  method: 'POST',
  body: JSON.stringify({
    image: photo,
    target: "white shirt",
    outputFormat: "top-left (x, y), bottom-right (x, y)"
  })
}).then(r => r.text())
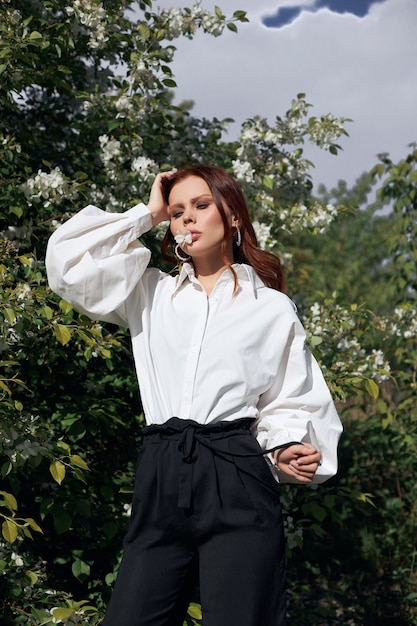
top-left (45, 203), bottom-right (342, 483)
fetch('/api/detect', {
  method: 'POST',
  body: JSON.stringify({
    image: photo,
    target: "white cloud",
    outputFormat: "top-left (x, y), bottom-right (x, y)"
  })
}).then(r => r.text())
top-left (155, 0), bottom-right (417, 189)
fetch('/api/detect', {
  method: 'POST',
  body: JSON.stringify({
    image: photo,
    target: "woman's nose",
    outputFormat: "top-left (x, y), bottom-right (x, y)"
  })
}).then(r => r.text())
top-left (183, 211), bottom-right (194, 224)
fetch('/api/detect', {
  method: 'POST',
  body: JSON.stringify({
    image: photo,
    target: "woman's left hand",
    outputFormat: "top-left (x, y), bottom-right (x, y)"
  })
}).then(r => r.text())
top-left (273, 443), bottom-right (322, 483)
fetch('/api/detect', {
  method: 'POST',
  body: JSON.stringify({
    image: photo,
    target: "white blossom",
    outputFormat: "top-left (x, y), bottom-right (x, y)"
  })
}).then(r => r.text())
top-left (279, 201), bottom-right (338, 234)
top-left (252, 221), bottom-right (273, 250)
top-left (21, 167), bottom-right (73, 207)
top-left (308, 114), bottom-right (346, 150)
top-left (123, 503), bottom-right (132, 517)
top-left (240, 126), bottom-right (261, 144)
top-left (15, 283), bottom-right (32, 301)
top-left (279, 252), bottom-right (293, 267)
top-left (303, 301), bottom-right (391, 396)
top-left (11, 552), bottom-right (24, 567)
top-left (99, 135), bottom-right (122, 164)
top-left (231, 159), bottom-right (254, 183)
top-left (160, 4), bottom-right (225, 40)
top-left (174, 230), bottom-right (192, 245)
top-left (66, 0), bottom-right (110, 49)
top-left (381, 306), bottom-right (417, 339)
top-left (131, 156), bottom-right (158, 181)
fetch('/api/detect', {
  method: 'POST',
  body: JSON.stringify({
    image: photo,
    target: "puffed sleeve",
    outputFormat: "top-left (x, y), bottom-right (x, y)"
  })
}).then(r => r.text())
top-left (255, 305), bottom-right (343, 484)
top-left (45, 203), bottom-right (153, 326)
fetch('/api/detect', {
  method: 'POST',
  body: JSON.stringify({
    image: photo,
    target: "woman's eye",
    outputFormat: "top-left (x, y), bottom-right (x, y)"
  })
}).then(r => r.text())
top-left (171, 212), bottom-right (183, 219)
top-left (196, 203), bottom-right (208, 209)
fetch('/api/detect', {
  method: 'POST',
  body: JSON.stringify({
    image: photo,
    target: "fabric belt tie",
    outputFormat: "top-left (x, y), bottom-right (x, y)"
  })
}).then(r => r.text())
top-left (142, 417), bottom-right (299, 509)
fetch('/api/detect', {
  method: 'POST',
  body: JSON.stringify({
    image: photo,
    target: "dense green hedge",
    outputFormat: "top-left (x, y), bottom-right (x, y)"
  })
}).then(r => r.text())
top-left (1, 2), bottom-right (416, 624)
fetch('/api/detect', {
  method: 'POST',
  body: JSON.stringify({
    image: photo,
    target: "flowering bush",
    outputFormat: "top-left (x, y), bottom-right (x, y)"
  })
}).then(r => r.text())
top-left (1, 0), bottom-right (416, 624)
top-left (302, 300), bottom-right (391, 400)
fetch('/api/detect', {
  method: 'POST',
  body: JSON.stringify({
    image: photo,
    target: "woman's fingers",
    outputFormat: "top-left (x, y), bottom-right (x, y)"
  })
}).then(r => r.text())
top-left (148, 171), bottom-right (176, 225)
top-left (274, 444), bottom-right (322, 483)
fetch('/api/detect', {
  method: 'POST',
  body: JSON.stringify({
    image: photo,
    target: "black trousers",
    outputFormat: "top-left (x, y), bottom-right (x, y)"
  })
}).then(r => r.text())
top-left (102, 418), bottom-right (287, 626)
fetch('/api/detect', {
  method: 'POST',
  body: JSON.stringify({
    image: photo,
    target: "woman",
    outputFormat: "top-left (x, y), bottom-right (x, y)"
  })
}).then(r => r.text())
top-left (46, 164), bottom-right (342, 626)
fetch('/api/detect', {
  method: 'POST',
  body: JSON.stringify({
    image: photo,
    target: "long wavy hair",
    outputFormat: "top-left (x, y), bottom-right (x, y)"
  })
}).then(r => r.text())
top-left (160, 164), bottom-right (285, 293)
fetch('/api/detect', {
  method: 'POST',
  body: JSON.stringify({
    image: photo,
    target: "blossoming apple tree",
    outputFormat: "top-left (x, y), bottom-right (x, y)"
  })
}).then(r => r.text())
top-left (1, 0), bottom-right (416, 624)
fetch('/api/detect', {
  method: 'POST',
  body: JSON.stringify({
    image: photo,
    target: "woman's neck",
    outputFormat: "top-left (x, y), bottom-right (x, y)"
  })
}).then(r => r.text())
top-left (194, 267), bottom-right (228, 297)
top-left (192, 249), bottom-right (234, 297)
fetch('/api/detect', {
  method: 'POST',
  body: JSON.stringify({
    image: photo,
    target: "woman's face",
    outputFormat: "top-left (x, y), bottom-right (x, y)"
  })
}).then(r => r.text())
top-left (168, 176), bottom-right (235, 262)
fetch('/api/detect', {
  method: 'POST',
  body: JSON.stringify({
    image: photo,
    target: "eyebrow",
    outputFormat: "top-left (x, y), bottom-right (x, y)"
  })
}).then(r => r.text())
top-left (168, 193), bottom-right (213, 211)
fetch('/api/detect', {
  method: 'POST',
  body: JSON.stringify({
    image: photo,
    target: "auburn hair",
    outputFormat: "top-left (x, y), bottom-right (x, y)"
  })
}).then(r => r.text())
top-left (160, 164), bottom-right (285, 293)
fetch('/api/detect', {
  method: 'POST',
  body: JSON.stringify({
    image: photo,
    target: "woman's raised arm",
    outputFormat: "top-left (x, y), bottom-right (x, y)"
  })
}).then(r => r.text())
top-left (45, 202), bottom-right (153, 326)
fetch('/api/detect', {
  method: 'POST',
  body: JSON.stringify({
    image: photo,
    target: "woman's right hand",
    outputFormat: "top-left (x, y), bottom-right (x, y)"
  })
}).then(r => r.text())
top-left (148, 171), bottom-right (175, 226)
top-left (273, 443), bottom-right (321, 484)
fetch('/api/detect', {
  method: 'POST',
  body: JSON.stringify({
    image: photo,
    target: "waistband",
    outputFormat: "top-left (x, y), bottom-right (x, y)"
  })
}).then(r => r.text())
top-left (142, 417), bottom-right (298, 459)
top-left (143, 416), bottom-right (254, 438)
top-left (142, 417), bottom-right (297, 509)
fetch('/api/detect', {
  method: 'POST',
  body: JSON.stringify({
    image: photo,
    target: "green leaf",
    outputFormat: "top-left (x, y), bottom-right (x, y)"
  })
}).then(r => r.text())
top-left (138, 23), bottom-right (150, 41)
top-left (18, 255), bottom-right (33, 266)
top-left (0, 490), bottom-right (18, 511)
top-left (1, 462), bottom-right (13, 478)
top-left (30, 608), bottom-right (54, 626)
top-left (310, 523), bottom-right (327, 538)
top-left (70, 454), bottom-right (89, 470)
top-left (10, 205), bottom-right (23, 218)
top-left (187, 603), bottom-right (202, 619)
top-left (303, 501), bottom-right (326, 522)
top-left (51, 607), bottom-right (75, 621)
top-left (162, 78), bottom-right (177, 88)
top-left (107, 120), bottom-right (120, 132)
top-left (77, 329), bottom-right (95, 345)
top-left (3, 308), bottom-right (16, 324)
top-left (227, 22), bottom-right (238, 33)
top-left (72, 558), bottom-right (91, 582)
top-left (50, 460), bottom-right (66, 485)
top-left (23, 526), bottom-right (33, 540)
top-left (39, 305), bottom-right (53, 320)
top-left (75, 170), bottom-right (89, 180)
top-left (53, 511), bottom-right (72, 534)
top-left (73, 468), bottom-right (87, 483)
top-left (53, 324), bottom-right (72, 346)
top-left (39, 497), bottom-right (55, 519)
top-left (57, 64), bottom-right (72, 75)
top-left (365, 378), bottom-right (379, 399)
top-left (57, 440), bottom-right (71, 453)
top-left (26, 517), bottom-right (43, 533)
top-left (309, 335), bottom-right (323, 346)
top-left (2, 519), bottom-right (18, 544)
top-left (26, 570), bottom-right (39, 585)
top-left (0, 380), bottom-right (11, 395)
top-left (233, 10), bottom-right (248, 20)
top-left (356, 492), bottom-right (376, 507)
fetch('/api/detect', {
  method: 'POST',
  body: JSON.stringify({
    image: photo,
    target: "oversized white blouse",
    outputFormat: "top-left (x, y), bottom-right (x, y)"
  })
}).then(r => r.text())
top-left (45, 202), bottom-right (342, 483)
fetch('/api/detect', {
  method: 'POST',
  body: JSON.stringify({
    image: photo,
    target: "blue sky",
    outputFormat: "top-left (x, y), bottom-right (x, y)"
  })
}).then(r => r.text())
top-left (263, 0), bottom-right (386, 27)
top-left (155, 0), bottom-right (417, 190)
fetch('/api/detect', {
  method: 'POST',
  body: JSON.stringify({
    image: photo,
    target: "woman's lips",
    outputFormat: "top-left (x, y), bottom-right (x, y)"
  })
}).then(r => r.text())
top-left (188, 231), bottom-right (201, 242)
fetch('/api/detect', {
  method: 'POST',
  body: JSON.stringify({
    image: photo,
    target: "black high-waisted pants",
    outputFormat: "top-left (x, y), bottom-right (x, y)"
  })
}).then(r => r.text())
top-left (102, 417), bottom-right (287, 626)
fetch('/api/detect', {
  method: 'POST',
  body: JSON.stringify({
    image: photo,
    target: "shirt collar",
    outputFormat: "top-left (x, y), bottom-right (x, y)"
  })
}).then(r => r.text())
top-left (173, 263), bottom-right (264, 298)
